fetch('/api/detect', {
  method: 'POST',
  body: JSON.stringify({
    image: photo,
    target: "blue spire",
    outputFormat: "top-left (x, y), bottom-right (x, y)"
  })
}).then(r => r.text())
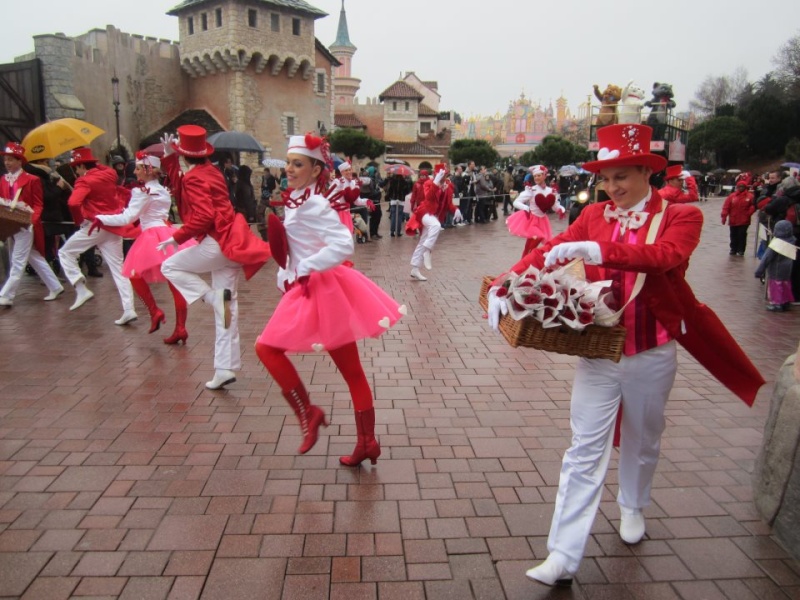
top-left (333, 0), bottom-right (356, 49)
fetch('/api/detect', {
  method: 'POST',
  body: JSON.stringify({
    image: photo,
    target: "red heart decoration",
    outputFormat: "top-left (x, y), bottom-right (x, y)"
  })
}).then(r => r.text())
top-left (534, 193), bottom-right (556, 213)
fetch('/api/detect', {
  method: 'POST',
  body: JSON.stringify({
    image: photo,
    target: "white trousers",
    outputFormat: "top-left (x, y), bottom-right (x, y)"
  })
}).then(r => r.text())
top-left (161, 236), bottom-right (242, 371)
top-left (410, 214), bottom-right (442, 267)
top-left (58, 223), bottom-right (134, 312)
top-left (0, 226), bottom-right (61, 301)
top-left (547, 341), bottom-right (677, 573)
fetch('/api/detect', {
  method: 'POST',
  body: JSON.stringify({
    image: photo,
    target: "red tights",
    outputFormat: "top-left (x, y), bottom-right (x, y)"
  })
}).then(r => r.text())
top-left (255, 341), bottom-right (373, 411)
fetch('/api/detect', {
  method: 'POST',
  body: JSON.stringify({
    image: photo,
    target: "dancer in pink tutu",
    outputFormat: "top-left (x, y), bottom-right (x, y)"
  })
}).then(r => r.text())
top-left (327, 161), bottom-right (373, 234)
top-left (255, 134), bottom-right (405, 466)
top-left (91, 152), bottom-right (193, 344)
top-left (506, 165), bottom-right (565, 257)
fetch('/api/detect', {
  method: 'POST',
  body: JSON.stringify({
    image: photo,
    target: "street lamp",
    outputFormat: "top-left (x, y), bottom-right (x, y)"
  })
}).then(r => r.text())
top-left (111, 74), bottom-right (121, 153)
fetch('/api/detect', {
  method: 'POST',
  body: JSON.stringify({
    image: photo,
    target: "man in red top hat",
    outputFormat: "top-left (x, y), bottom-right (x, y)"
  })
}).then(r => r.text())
top-left (58, 147), bottom-right (140, 322)
top-left (660, 164), bottom-right (698, 203)
top-left (0, 142), bottom-right (63, 306)
top-left (158, 125), bottom-right (271, 390)
top-left (487, 123), bottom-right (764, 587)
top-left (408, 163), bottom-right (454, 281)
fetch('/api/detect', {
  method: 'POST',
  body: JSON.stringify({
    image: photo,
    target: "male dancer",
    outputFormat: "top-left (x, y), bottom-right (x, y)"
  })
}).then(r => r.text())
top-left (158, 125), bottom-right (271, 390)
top-left (409, 163), bottom-right (454, 281)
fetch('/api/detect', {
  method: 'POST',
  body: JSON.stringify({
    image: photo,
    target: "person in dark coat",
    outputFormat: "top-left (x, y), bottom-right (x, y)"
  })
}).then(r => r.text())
top-left (233, 165), bottom-right (257, 222)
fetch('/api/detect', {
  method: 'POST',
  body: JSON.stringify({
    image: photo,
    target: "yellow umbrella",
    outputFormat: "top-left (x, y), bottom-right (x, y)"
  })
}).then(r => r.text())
top-left (21, 118), bottom-right (105, 161)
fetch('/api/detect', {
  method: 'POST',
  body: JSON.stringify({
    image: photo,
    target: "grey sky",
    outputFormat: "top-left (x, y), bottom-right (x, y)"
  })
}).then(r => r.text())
top-left (4, 0), bottom-right (798, 118)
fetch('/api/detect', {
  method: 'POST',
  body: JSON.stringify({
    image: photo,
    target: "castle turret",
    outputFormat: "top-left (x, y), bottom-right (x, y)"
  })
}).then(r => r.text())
top-left (328, 0), bottom-right (361, 106)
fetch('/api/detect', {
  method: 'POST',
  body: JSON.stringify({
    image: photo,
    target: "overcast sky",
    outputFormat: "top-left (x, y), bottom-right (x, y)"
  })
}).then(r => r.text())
top-left (4, 0), bottom-right (798, 118)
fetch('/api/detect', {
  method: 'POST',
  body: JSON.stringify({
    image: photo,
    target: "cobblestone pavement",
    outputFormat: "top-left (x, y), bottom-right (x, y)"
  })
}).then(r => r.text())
top-left (1, 197), bottom-right (799, 600)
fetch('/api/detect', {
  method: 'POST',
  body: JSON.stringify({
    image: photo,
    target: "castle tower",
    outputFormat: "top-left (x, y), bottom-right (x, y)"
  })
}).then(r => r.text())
top-left (329, 0), bottom-right (361, 106)
top-left (556, 95), bottom-right (568, 128)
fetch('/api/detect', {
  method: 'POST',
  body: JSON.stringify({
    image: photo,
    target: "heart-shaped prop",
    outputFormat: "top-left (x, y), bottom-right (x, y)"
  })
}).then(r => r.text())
top-left (597, 148), bottom-right (620, 161)
top-left (311, 343), bottom-right (325, 353)
top-left (397, 304), bottom-right (408, 316)
top-left (378, 317), bottom-right (390, 328)
top-left (534, 193), bottom-right (556, 213)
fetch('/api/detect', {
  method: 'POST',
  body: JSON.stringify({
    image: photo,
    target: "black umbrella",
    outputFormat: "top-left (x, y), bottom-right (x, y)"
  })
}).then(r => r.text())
top-left (207, 131), bottom-right (265, 152)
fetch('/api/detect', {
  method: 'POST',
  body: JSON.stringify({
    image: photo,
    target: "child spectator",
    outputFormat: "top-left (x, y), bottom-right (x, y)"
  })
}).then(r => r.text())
top-left (755, 220), bottom-right (796, 311)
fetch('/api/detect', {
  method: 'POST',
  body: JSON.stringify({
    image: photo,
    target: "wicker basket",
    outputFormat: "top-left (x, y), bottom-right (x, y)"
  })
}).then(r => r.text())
top-left (0, 204), bottom-right (31, 242)
top-left (479, 276), bottom-right (627, 362)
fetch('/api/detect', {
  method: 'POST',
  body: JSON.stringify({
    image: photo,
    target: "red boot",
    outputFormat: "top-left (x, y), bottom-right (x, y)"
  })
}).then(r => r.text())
top-left (282, 385), bottom-right (328, 454)
top-left (163, 282), bottom-right (188, 345)
top-left (130, 277), bottom-right (165, 333)
top-left (339, 407), bottom-right (381, 466)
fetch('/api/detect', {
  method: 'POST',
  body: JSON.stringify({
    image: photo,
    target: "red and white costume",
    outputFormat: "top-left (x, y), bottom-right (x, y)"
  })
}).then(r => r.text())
top-left (408, 165), bottom-right (454, 280)
top-left (660, 165), bottom-right (698, 204)
top-left (255, 134), bottom-right (404, 466)
top-left (507, 166), bottom-right (565, 257)
top-left (490, 125), bottom-right (764, 584)
top-left (0, 143), bottom-right (62, 304)
top-left (59, 148), bottom-right (140, 318)
top-left (160, 125), bottom-right (271, 384)
top-left (327, 163), bottom-right (367, 233)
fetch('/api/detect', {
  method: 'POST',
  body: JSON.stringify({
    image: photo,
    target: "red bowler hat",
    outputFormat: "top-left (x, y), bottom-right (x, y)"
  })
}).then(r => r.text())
top-left (582, 124), bottom-right (667, 174)
top-left (1, 142), bottom-right (27, 162)
top-left (664, 164), bottom-right (684, 180)
top-left (70, 146), bottom-right (99, 165)
top-left (173, 125), bottom-right (214, 157)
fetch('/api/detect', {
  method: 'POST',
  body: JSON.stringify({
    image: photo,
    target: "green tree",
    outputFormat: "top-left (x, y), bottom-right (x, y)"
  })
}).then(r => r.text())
top-left (519, 135), bottom-right (588, 168)
top-left (687, 117), bottom-right (747, 167)
top-left (328, 129), bottom-right (386, 161)
top-left (448, 139), bottom-right (499, 167)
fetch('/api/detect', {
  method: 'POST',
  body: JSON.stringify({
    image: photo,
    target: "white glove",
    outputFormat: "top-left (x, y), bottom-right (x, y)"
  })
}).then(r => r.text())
top-left (453, 208), bottom-right (463, 223)
top-left (156, 237), bottom-right (179, 254)
top-left (433, 170), bottom-right (446, 186)
top-left (544, 241), bottom-right (602, 268)
top-left (276, 267), bottom-right (295, 292)
top-left (680, 170), bottom-right (691, 180)
top-left (160, 133), bottom-right (176, 157)
top-left (487, 287), bottom-right (508, 333)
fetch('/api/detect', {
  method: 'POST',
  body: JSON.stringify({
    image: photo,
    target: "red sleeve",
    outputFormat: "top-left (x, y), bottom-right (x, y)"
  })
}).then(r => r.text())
top-left (721, 195), bottom-right (732, 221)
top-left (67, 179), bottom-right (91, 224)
top-left (161, 154), bottom-right (183, 207)
top-left (666, 178), bottom-right (699, 204)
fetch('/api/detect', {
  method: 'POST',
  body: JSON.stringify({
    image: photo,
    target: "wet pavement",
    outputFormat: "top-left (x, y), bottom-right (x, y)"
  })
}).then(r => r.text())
top-left (1, 197), bottom-right (799, 599)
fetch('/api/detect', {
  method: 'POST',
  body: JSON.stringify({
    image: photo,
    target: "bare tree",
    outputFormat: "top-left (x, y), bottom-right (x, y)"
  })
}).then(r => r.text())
top-left (689, 67), bottom-right (750, 117)
top-left (772, 32), bottom-right (800, 99)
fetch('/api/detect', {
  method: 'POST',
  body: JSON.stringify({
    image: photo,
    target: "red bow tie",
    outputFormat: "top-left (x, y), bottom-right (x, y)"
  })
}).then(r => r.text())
top-left (603, 204), bottom-right (649, 234)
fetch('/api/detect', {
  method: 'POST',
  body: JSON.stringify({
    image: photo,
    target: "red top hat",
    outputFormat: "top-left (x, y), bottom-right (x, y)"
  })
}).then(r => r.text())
top-left (664, 165), bottom-right (685, 180)
top-left (582, 124), bottom-right (667, 174)
top-left (433, 163), bottom-right (448, 174)
top-left (70, 147), bottom-right (99, 165)
top-left (173, 125), bottom-right (214, 157)
top-left (1, 142), bottom-right (27, 163)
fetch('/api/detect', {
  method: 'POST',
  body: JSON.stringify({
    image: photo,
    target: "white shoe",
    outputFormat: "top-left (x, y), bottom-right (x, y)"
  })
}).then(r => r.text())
top-left (206, 289), bottom-right (232, 329)
top-left (69, 286), bottom-right (94, 311)
top-left (525, 555), bottom-right (573, 587)
top-left (423, 250), bottom-right (432, 270)
top-left (114, 310), bottom-right (139, 326)
top-left (0, 296), bottom-right (12, 307)
top-left (44, 287), bottom-right (65, 301)
top-left (410, 267), bottom-right (427, 281)
top-left (619, 506), bottom-right (646, 545)
top-left (206, 369), bottom-right (236, 390)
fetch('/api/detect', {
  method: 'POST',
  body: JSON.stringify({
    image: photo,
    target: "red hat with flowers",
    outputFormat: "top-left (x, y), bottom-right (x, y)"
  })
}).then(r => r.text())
top-left (583, 124), bottom-right (667, 174)
top-left (70, 146), bottom-right (99, 165)
top-left (173, 125), bottom-right (214, 157)
top-left (1, 142), bottom-right (27, 163)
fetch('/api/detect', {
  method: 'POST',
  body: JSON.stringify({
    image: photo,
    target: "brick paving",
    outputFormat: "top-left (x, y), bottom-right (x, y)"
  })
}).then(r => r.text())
top-left (1, 198), bottom-right (799, 599)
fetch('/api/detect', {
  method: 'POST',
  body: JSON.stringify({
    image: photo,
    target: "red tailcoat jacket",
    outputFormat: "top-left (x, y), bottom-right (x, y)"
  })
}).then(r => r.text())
top-left (162, 154), bottom-right (271, 280)
top-left (659, 176), bottom-right (698, 204)
top-left (1, 171), bottom-right (45, 255)
top-left (68, 164), bottom-right (140, 238)
top-left (507, 188), bottom-right (764, 406)
top-left (415, 178), bottom-right (454, 223)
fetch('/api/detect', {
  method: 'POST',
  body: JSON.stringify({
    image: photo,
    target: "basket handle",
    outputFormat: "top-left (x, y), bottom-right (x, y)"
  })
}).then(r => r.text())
top-left (601, 206), bottom-right (666, 324)
top-left (8, 188), bottom-right (21, 211)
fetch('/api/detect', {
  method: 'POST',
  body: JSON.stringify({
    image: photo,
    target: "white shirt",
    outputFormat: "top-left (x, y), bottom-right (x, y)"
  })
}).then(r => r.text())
top-left (97, 180), bottom-right (172, 230)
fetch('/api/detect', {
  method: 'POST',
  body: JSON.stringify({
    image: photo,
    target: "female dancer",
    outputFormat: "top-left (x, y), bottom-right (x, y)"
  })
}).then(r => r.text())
top-left (255, 134), bottom-right (405, 466)
top-left (93, 152), bottom-right (192, 344)
top-left (506, 165), bottom-right (565, 257)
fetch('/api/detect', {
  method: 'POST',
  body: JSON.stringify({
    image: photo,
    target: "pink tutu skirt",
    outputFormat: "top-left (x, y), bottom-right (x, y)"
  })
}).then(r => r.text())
top-left (506, 211), bottom-right (553, 240)
top-left (338, 210), bottom-right (355, 233)
top-left (257, 265), bottom-right (404, 353)
top-left (122, 226), bottom-right (197, 282)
